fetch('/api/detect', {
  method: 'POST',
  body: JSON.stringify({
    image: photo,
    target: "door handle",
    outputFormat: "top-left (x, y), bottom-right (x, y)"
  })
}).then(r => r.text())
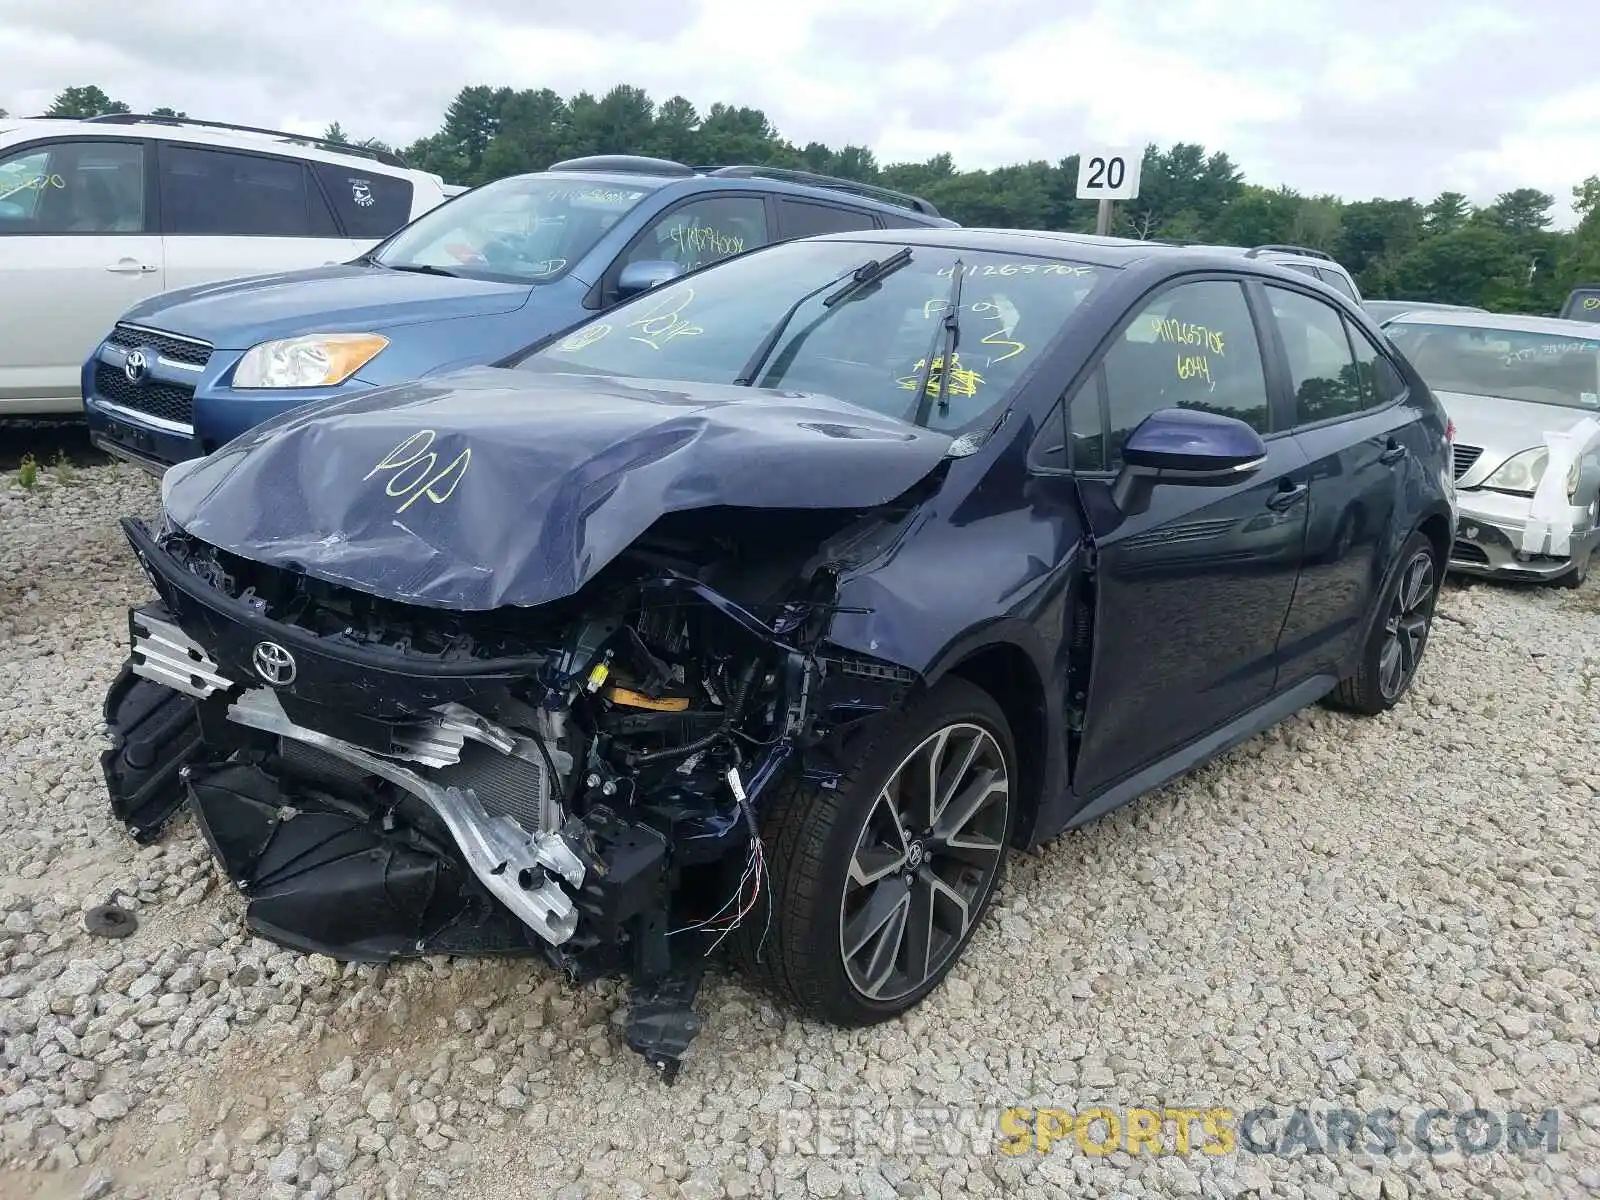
top-left (1379, 438), bottom-right (1408, 465)
top-left (106, 259), bottom-right (157, 275)
top-left (1266, 481), bottom-right (1309, 511)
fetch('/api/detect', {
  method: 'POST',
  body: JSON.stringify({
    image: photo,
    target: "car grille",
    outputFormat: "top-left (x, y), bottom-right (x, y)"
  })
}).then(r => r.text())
top-left (94, 363), bottom-right (195, 428)
top-left (106, 323), bottom-right (212, 368)
top-left (1451, 541), bottom-right (1490, 565)
top-left (1452, 444), bottom-right (1483, 480)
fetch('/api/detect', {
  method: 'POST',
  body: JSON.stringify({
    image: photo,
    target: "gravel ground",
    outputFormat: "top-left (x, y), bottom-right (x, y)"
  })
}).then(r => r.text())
top-left (1, 465), bottom-right (1597, 1200)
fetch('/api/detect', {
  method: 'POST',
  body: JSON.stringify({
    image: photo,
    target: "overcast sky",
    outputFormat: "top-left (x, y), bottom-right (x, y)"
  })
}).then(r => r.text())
top-left (1, 0), bottom-right (1594, 225)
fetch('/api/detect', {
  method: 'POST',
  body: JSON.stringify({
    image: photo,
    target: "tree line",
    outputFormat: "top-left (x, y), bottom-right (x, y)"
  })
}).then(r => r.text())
top-left (25, 83), bottom-right (1600, 313)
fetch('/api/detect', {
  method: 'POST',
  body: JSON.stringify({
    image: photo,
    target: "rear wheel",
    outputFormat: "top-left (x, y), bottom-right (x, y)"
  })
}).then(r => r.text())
top-left (1328, 529), bottom-right (1440, 715)
top-left (735, 677), bottom-right (1016, 1025)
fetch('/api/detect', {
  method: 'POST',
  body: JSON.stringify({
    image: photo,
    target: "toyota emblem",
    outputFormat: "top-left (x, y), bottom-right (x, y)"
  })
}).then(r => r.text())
top-left (252, 641), bottom-right (297, 686)
top-left (123, 348), bottom-right (150, 384)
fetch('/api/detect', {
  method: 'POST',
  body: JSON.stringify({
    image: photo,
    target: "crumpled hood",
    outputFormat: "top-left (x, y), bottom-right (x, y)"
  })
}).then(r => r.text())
top-left (118, 264), bottom-right (535, 350)
top-left (160, 366), bottom-right (953, 610)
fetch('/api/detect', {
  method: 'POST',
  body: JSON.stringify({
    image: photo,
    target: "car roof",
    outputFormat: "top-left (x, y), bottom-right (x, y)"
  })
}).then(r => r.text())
top-left (1383, 309), bottom-right (1600, 337)
top-left (536, 155), bottom-right (951, 223)
top-left (802, 226), bottom-right (1347, 275)
top-left (0, 116), bottom-right (439, 181)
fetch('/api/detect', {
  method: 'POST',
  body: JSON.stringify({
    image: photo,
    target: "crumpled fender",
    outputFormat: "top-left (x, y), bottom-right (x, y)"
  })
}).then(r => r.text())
top-left (161, 366), bottom-right (953, 610)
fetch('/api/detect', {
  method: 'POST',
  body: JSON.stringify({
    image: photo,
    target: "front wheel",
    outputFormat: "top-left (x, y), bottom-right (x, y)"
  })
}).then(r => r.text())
top-left (735, 677), bottom-right (1016, 1025)
top-left (1328, 529), bottom-right (1440, 715)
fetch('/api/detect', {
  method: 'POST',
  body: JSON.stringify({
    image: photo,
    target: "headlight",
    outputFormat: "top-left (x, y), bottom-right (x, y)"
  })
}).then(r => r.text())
top-left (1482, 447), bottom-right (1548, 495)
top-left (233, 333), bottom-right (388, 389)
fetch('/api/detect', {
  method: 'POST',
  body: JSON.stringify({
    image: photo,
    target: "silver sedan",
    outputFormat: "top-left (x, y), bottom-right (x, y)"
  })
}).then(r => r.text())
top-left (1385, 311), bottom-right (1600, 587)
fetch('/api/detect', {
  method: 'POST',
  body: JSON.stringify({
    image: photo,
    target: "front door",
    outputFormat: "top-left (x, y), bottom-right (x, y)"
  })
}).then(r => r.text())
top-left (1067, 277), bottom-right (1310, 799)
top-left (0, 138), bottom-right (162, 413)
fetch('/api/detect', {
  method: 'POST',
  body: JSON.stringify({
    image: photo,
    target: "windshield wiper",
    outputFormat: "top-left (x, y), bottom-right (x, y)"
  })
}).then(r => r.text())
top-left (906, 258), bottom-right (964, 427)
top-left (733, 248), bottom-right (913, 387)
top-left (382, 262), bottom-right (462, 278)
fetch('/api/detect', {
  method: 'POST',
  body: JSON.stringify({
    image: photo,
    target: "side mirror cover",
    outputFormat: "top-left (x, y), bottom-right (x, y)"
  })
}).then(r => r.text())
top-left (616, 259), bottom-right (686, 301)
top-left (1111, 408), bottom-right (1268, 512)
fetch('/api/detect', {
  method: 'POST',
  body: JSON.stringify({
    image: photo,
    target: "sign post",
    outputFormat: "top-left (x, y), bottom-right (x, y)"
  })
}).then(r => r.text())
top-left (1075, 148), bottom-right (1142, 238)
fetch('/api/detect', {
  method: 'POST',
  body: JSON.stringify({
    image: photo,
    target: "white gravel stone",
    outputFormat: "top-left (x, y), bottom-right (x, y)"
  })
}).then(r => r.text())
top-left (2, 462), bottom-right (1599, 1200)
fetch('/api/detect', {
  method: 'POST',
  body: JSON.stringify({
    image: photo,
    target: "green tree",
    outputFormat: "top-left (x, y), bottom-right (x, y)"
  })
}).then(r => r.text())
top-left (150, 106), bottom-right (186, 119)
top-left (45, 86), bottom-right (130, 118)
top-left (1389, 226), bottom-right (1520, 306)
top-left (1483, 188), bottom-right (1554, 236)
top-left (1424, 191), bottom-right (1470, 235)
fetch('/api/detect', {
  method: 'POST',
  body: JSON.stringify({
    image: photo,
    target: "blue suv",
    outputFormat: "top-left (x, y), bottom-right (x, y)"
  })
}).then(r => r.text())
top-left (81, 156), bottom-right (953, 472)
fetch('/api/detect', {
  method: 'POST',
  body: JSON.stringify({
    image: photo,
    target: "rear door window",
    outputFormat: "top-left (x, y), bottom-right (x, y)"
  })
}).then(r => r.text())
top-left (160, 145), bottom-right (331, 237)
top-left (312, 164), bottom-right (414, 238)
top-left (776, 198), bottom-right (878, 238)
top-left (1266, 285), bottom-right (1367, 425)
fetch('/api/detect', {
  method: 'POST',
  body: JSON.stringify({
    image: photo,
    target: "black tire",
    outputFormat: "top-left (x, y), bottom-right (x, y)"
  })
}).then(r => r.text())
top-left (734, 677), bottom-right (1017, 1026)
top-left (1328, 529), bottom-right (1440, 715)
top-left (1557, 502), bottom-right (1596, 589)
top-left (1557, 553), bottom-right (1591, 589)
top-left (101, 660), bottom-right (201, 842)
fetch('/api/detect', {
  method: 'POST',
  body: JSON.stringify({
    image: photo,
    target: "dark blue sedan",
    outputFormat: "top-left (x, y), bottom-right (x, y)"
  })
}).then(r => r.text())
top-left (100, 227), bottom-right (1455, 1079)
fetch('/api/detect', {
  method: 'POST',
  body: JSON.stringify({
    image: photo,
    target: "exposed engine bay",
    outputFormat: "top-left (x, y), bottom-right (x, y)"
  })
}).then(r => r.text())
top-left (104, 501), bottom-right (926, 1080)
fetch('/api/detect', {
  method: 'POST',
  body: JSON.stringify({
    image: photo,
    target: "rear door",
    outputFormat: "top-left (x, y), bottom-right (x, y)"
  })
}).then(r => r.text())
top-left (1262, 282), bottom-right (1415, 685)
top-left (1069, 276), bottom-right (1310, 797)
top-left (0, 137), bottom-right (162, 413)
top-left (157, 142), bottom-right (359, 290)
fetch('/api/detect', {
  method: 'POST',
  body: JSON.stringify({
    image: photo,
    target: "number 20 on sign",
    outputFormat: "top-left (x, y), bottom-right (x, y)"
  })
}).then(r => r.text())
top-left (1075, 148), bottom-right (1142, 201)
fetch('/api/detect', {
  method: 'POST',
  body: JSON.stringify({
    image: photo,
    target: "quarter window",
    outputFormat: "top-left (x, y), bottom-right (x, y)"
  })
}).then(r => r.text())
top-left (1093, 279), bottom-right (1272, 467)
top-left (160, 145), bottom-right (330, 237)
top-left (0, 140), bottom-right (146, 234)
top-left (1267, 286), bottom-right (1368, 424)
top-left (312, 163), bottom-right (413, 238)
top-left (619, 195), bottom-right (769, 275)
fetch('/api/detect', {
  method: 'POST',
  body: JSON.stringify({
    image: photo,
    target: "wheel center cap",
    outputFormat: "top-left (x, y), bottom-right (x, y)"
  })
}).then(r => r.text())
top-left (905, 840), bottom-right (927, 870)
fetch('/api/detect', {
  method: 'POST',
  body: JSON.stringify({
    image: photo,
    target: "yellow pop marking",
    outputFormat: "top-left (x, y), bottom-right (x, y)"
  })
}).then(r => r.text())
top-left (363, 429), bottom-right (473, 515)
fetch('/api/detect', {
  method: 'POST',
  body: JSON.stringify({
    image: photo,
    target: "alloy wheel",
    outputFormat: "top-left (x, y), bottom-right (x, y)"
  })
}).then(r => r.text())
top-left (838, 722), bottom-right (1011, 1003)
top-left (1378, 549), bottom-right (1435, 700)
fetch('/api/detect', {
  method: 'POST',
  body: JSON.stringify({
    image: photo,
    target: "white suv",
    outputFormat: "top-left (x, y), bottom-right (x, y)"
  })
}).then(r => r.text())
top-left (0, 114), bottom-right (457, 415)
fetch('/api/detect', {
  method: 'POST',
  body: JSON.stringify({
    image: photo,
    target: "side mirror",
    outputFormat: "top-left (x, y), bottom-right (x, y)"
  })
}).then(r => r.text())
top-left (1111, 408), bottom-right (1268, 513)
top-left (616, 259), bottom-right (685, 301)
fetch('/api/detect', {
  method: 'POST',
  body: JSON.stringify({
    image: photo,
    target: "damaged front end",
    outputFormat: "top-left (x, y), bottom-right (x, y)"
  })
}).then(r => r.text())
top-left (103, 500), bottom-right (923, 1079)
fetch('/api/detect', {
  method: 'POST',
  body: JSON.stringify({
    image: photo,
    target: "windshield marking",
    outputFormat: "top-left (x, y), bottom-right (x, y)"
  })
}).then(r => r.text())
top-left (972, 300), bottom-right (1027, 364)
top-left (626, 289), bottom-right (704, 350)
top-left (1585, 297), bottom-right (1600, 311)
top-left (363, 430), bottom-right (473, 515)
top-left (938, 263), bottom-right (1095, 279)
top-left (897, 353), bottom-right (985, 399)
top-left (559, 323), bottom-right (613, 352)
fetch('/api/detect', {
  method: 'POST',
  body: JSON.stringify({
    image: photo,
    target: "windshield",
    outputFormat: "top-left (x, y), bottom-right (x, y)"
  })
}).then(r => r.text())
top-left (373, 175), bottom-right (657, 284)
top-left (1387, 321), bottom-right (1600, 411)
top-left (1563, 290), bottom-right (1600, 323)
top-left (527, 239), bottom-right (1107, 431)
